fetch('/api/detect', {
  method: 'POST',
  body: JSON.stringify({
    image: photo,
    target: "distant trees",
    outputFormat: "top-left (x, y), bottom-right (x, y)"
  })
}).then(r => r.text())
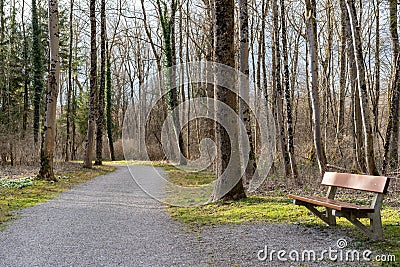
top-left (2, 0), bottom-right (400, 187)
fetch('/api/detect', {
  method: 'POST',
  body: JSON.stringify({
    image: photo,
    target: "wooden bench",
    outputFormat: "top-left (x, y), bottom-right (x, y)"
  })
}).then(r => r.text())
top-left (288, 172), bottom-right (390, 240)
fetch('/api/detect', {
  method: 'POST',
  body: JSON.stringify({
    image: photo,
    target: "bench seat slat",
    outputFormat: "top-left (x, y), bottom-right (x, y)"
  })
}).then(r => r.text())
top-left (288, 194), bottom-right (375, 213)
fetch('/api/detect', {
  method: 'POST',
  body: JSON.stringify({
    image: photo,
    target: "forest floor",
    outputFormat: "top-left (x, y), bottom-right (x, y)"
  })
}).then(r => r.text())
top-left (0, 164), bottom-right (398, 266)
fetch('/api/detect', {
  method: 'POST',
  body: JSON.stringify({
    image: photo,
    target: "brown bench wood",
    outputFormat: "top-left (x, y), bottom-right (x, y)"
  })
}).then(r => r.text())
top-left (289, 172), bottom-right (390, 241)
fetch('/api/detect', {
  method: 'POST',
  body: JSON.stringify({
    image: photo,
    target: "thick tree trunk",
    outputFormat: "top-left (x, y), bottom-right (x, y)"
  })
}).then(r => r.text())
top-left (346, 0), bottom-right (379, 175)
top-left (306, 0), bottom-right (326, 175)
top-left (84, 0), bottom-right (98, 169)
top-left (38, 0), bottom-right (60, 181)
top-left (211, 0), bottom-right (246, 201)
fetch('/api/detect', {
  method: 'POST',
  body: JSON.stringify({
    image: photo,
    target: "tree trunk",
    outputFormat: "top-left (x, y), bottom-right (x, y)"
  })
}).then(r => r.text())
top-left (21, 0), bottom-right (29, 137)
top-left (337, 0), bottom-right (347, 153)
top-left (65, 0), bottom-right (74, 162)
top-left (272, 0), bottom-right (291, 177)
top-left (382, 0), bottom-right (400, 173)
top-left (95, 0), bottom-right (106, 165)
top-left (306, 0), bottom-right (326, 175)
top-left (157, 0), bottom-right (186, 165)
top-left (32, 0), bottom-right (44, 145)
top-left (239, 0), bottom-right (256, 185)
top-left (84, 0), bottom-right (98, 169)
top-left (346, 0), bottom-right (379, 175)
top-left (211, 0), bottom-right (246, 201)
top-left (388, 0), bottom-right (400, 170)
top-left (106, 44), bottom-right (115, 161)
top-left (281, 0), bottom-right (298, 182)
top-left (38, 0), bottom-right (60, 181)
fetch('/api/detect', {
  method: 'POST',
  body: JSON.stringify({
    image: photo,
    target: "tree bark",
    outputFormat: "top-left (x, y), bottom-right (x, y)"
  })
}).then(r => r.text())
top-left (272, 0), bottom-right (291, 177)
top-left (337, 0), bottom-right (347, 152)
top-left (38, 0), bottom-right (60, 181)
top-left (239, 0), bottom-right (256, 185)
top-left (84, 0), bottom-right (98, 169)
top-left (65, 0), bottom-right (74, 162)
top-left (95, 0), bottom-right (106, 165)
top-left (382, 0), bottom-right (400, 173)
top-left (281, 0), bottom-right (298, 181)
top-left (32, 0), bottom-right (44, 145)
top-left (306, 0), bottom-right (326, 175)
top-left (211, 0), bottom-right (246, 201)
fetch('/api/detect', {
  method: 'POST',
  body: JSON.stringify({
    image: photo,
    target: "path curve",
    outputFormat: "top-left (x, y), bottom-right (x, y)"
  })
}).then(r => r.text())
top-left (0, 166), bottom-right (363, 266)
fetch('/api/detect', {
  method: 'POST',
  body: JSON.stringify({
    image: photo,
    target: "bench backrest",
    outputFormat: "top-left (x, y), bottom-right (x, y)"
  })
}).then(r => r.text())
top-left (322, 172), bottom-right (390, 194)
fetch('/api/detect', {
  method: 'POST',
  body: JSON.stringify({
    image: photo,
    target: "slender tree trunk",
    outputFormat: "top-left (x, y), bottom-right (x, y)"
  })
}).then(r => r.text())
top-left (346, 0), bottom-right (379, 175)
top-left (382, 0), bottom-right (400, 173)
top-left (38, 0), bottom-right (60, 181)
top-left (337, 0), bottom-right (347, 151)
top-left (306, 0), bottom-right (326, 175)
top-left (22, 0), bottom-right (29, 136)
top-left (106, 44), bottom-right (115, 161)
top-left (65, 0), bottom-right (74, 162)
top-left (272, 0), bottom-right (291, 177)
top-left (95, 0), bottom-right (106, 165)
top-left (84, 0), bottom-right (98, 169)
top-left (32, 0), bottom-right (44, 144)
top-left (211, 0), bottom-right (246, 201)
top-left (239, 0), bottom-right (256, 185)
top-left (157, 0), bottom-right (186, 165)
top-left (388, 0), bottom-right (400, 170)
top-left (281, 0), bottom-right (298, 181)
top-left (341, 0), bottom-right (366, 172)
top-left (373, 1), bottom-right (380, 135)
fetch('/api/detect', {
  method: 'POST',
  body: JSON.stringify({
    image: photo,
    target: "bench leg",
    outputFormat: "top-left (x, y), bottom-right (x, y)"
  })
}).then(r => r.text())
top-left (342, 212), bottom-right (383, 241)
top-left (326, 208), bottom-right (336, 226)
top-left (369, 211), bottom-right (383, 241)
top-left (301, 203), bottom-right (335, 226)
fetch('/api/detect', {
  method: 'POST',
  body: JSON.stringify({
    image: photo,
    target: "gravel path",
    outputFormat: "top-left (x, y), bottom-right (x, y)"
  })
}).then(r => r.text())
top-left (0, 166), bottom-right (371, 266)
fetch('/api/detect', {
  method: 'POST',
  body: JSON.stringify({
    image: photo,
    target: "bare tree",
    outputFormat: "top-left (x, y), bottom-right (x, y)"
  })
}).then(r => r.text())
top-left (346, 0), bottom-right (379, 175)
top-left (306, 0), bottom-right (326, 175)
top-left (281, 0), bottom-right (298, 181)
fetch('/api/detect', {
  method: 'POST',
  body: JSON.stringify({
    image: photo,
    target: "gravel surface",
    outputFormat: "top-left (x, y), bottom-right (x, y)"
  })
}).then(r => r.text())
top-left (0, 166), bottom-right (373, 266)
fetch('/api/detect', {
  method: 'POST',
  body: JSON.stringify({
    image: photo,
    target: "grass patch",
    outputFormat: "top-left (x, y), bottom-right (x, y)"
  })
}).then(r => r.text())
top-left (0, 164), bottom-right (115, 230)
top-left (164, 164), bottom-right (400, 264)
